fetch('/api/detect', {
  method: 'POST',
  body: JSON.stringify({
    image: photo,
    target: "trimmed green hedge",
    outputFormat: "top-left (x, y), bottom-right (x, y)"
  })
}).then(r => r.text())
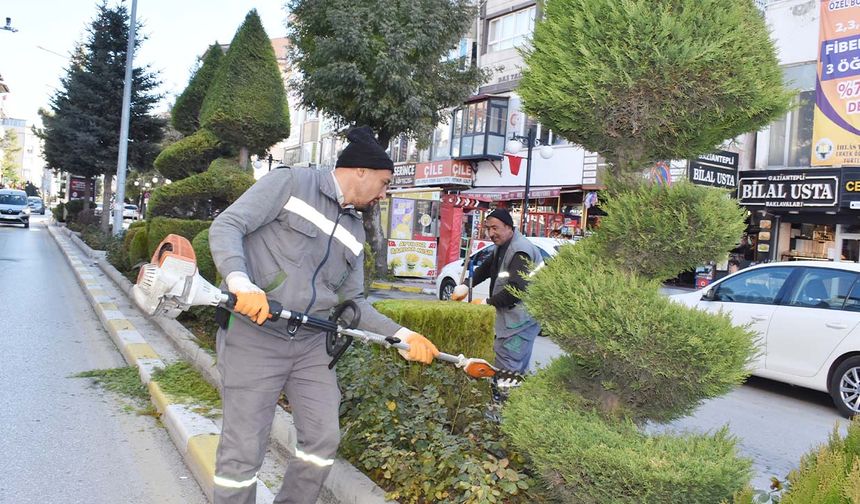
top-left (192, 228), bottom-right (218, 285)
top-left (503, 356), bottom-right (752, 503)
top-left (145, 217), bottom-right (212, 258)
top-left (335, 300), bottom-right (545, 503)
top-left (128, 226), bottom-right (149, 266)
top-left (523, 238), bottom-right (755, 422)
top-left (147, 161), bottom-right (253, 220)
top-left (153, 128), bottom-right (225, 182)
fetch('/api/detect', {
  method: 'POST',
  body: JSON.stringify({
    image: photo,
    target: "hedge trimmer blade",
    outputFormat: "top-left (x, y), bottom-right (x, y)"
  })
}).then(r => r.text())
top-left (461, 358), bottom-right (524, 384)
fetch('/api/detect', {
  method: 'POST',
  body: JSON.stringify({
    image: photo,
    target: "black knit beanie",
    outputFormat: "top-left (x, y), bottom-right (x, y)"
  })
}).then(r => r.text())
top-left (335, 126), bottom-right (394, 171)
top-left (486, 208), bottom-right (514, 228)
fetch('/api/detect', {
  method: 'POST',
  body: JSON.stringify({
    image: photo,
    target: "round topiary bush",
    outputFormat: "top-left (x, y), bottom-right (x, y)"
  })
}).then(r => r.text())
top-left (593, 180), bottom-right (747, 281)
top-left (145, 217), bottom-right (213, 258)
top-left (146, 160), bottom-right (254, 220)
top-left (153, 128), bottom-right (225, 182)
top-left (523, 238), bottom-right (756, 423)
top-left (502, 356), bottom-right (752, 504)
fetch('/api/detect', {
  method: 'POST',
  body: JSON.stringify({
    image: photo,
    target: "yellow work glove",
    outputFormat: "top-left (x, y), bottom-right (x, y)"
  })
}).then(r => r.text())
top-left (450, 284), bottom-right (469, 301)
top-left (226, 272), bottom-right (270, 325)
top-left (393, 328), bottom-right (439, 365)
top-left (470, 298), bottom-right (486, 305)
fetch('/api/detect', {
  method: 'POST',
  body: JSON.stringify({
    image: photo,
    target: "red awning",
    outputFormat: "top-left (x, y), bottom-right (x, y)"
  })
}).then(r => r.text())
top-left (460, 186), bottom-right (562, 202)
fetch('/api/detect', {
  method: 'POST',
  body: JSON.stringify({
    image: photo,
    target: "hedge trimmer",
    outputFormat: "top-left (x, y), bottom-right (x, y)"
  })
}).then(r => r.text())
top-left (131, 234), bottom-right (523, 384)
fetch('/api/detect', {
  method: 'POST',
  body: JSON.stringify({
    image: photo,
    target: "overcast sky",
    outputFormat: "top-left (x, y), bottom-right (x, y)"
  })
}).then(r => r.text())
top-left (0, 0), bottom-right (288, 125)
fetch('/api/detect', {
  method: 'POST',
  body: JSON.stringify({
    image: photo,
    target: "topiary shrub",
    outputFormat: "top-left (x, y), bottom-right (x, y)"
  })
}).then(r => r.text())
top-left (63, 199), bottom-right (86, 224)
top-left (52, 201), bottom-right (66, 222)
top-left (191, 227), bottom-right (218, 285)
top-left (593, 180), bottom-right (747, 281)
top-left (146, 161), bottom-right (254, 220)
top-left (776, 419), bottom-right (860, 504)
top-left (145, 217), bottom-right (212, 258)
top-left (153, 128), bottom-right (225, 182)
top-left (128, 226), bottom-right (149, 266)
top-left (172, 44), bottom-right (224, 136)
top-left (503, 356), bottom-right (752, 504)
top-left (523, 238), bottom-right (755, 423)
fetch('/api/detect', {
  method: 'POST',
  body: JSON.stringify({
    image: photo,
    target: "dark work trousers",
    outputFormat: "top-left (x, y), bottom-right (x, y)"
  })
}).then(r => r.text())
top-left (213, 319), bottom-right (340, 504)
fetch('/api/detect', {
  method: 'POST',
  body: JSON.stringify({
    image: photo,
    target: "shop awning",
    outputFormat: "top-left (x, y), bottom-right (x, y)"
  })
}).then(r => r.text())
top-left (460, 186), bottom-right (562, 202)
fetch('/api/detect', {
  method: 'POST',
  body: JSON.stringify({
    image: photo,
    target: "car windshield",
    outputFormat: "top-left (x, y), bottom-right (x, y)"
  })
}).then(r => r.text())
top-left (0, 194), bottom-right (27, 205)
top-left (125, 205), bottom-right (136, 210)
top-left (28, 197), bottom-right (40, 203)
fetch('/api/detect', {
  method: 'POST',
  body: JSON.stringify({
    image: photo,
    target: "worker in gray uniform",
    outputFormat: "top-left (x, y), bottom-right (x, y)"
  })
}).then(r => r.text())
top-left (208, 126), bottom-right (439, 504)
top-left (451, 208), bottom-right (543, 375)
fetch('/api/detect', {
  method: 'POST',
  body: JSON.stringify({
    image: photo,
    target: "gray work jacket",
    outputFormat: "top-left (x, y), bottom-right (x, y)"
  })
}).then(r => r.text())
top-left (491, 231), bottom-right (543, 338)
top-left (209, 167), bottom-right (402, 340)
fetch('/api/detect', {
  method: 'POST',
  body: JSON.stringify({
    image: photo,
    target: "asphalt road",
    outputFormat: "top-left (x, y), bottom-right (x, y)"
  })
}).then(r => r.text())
top-left (370, 283), bottom-right (848, 492)
top-left (0, 215), bottom-right (206, 504)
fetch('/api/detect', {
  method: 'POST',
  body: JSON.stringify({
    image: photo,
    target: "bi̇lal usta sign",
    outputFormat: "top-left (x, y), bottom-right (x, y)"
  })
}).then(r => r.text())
top-left (688, 150), bottom-right (738, 189)
top-left (737, 169), bottom-right (840, 210)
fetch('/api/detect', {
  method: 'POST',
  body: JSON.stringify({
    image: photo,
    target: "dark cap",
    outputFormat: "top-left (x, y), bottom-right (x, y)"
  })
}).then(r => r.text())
top-left (486, 208), bottom-right (514, 228)
top-left (335, 126), bottom-right (394, 171)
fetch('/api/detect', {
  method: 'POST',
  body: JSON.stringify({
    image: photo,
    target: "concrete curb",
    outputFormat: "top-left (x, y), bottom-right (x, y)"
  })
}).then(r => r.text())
top-left (49, 224), bottom-right (394, 504)
top-left (370, 281), bottom-right (436, 296)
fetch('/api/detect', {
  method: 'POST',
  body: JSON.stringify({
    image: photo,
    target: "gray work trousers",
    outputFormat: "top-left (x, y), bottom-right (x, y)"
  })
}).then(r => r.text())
top-left (213, 319), bottom-right (340, 504)
top-left (494, 322), bottom-right (540, 375)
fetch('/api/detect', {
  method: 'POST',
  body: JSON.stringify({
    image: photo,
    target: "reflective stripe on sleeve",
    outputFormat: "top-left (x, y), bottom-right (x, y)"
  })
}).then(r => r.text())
top-left (497, 271), bottom-right (510, 279)
top-left (213, 473), bottom-right (258, 488)
top-left (295, 448), bottom-right (335, 467)
top-left (529, 262), bottom-right (546, 277)
top-left (284, 197), bottom-right (363, 256)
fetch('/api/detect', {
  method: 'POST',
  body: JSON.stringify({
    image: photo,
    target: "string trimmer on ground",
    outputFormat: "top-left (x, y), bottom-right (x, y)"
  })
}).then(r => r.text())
top-left (131, 234), bottom-right (523, 385)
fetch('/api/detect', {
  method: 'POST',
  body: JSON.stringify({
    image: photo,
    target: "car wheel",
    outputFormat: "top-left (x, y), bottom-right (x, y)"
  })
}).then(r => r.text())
top-left (829, 356), bottom-right (860, 418)
top-left (23, 220), bottom-right (29, 229)
top-left (439, 278), bottom-right (456, 301)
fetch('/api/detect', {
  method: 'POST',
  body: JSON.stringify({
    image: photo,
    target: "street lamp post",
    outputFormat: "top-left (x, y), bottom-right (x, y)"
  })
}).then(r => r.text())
top-left (506, 125), bottom-right (554, 233)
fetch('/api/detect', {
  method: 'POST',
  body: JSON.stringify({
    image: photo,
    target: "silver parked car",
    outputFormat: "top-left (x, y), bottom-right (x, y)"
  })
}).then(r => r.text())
top-left (0, 189), bottom-right (30, 228)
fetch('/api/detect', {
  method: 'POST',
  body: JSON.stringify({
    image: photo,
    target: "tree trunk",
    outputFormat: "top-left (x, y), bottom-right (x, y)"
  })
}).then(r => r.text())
top-left (83, 176), bottom-right (91, 211)
top-left (101, 174), bottom-right (113, 233)
top-left (239, 146), bottom-right (250, 172)
top-left (362, 204), bottom-right (389, 279)
top-left (363, 129), bottom-right (394, 278)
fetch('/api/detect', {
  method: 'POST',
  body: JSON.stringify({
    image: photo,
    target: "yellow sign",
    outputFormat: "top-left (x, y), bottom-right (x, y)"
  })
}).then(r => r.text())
top-left (812, 2), bottom-right (860, 166)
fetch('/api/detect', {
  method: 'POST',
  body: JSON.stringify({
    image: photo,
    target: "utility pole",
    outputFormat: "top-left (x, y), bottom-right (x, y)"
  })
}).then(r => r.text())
top-left (112, 0), bottom-right (137, 235)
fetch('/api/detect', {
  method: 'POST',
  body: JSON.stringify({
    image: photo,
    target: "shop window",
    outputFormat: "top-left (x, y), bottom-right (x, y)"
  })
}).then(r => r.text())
top-left (487, 6), bottom-right (536, 53)
top-left (452, 98), bottom-right (509, 160)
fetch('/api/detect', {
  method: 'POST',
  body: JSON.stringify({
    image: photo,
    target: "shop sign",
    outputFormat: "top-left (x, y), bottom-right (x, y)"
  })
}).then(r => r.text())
top-left (414, 160), bottom-right (473, 186)
top-left (69, 176), bottom-right (96, 200)
top-left (392, 163), bottom-right (415, 187)
top-left (387, 239), bottom-right (437, 278)
top-left (688, 150), bottom-right (738, 189)
top-left (737, 169), bottom-right (840, 210)
top-left (811, 2), bottom-right (860, 166)
top-left (840, 167), bottom-right (860, 209)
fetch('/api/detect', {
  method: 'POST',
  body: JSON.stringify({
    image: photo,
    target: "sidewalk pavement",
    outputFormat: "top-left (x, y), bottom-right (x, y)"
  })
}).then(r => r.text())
top-left (48, 223), bottom-right (393, 504)
top-left (370, 279), bottom-right (436, 296)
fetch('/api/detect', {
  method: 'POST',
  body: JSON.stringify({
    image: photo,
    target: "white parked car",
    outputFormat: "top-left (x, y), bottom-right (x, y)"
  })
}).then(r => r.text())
top-left (435, 237), bottom-right (570, 301)
top-left (122, 204), bottom-right (139, 220)
top-left (671, 261), bottom-right (860, 417)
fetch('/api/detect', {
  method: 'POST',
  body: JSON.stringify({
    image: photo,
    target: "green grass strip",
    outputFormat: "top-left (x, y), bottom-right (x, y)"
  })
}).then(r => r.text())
top-left (151, 361), bottom-right (221, 411)
top-left (73, 366), bottom-right (149, 401)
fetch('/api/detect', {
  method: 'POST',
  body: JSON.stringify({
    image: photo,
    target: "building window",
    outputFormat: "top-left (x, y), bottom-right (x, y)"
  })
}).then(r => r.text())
top-left (390, 135), bottom-right (416, 164)
top-left (452, 98), bottom-right (509, 160)
top-left (487, 6), bottom-right (536, 53)
top-left (767, 63), bottom-right (816, 168)
top-left (430, 122), bottom-right (452, 161)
